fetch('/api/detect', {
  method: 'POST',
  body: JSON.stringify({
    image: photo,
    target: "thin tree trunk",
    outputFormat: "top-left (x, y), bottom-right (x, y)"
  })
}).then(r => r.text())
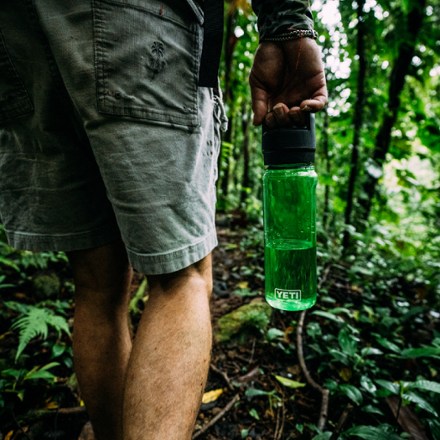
top-left (321, 107), bottom-right (331, 229)
top-left (240, 104), bottom-right (252, 206)
top-left (218, 10), bottom-right (238, 200)
top-left (342, 0), bottom-right (367, 251)
top-left (356, 0), bottom-right (426, 227)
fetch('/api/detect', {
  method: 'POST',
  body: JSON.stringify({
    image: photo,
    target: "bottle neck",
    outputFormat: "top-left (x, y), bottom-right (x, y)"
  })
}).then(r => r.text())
top-left (266, 163), bottom-right (314, 170)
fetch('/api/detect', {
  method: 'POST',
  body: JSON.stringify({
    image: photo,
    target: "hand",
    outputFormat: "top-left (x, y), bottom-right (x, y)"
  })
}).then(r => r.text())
top-left (249, 38), bottom-right (327, 127)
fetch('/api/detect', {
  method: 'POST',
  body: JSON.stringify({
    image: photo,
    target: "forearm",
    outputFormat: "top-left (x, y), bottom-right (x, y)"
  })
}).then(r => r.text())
top-left (251, 0), bottom-right (314, 40)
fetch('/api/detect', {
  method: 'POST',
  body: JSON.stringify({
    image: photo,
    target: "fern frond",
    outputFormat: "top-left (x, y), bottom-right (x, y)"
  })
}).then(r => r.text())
top-left (11, 307), bottom-right (70, 361)
top-left (47, 315), bottom-right (70, 337)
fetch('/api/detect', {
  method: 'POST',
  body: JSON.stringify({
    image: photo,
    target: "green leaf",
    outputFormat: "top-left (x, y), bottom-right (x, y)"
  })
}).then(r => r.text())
top-left (360, 376), bottom-right (377, 394)
top-left (373, 335), bottom-right (401, 353)
top-left (400, 346), bottom-right (440, 359)
top-left (129, 277), bottom-right (148, 314)
top-left (328, 307), bottom-right (354, 318)
top-left (426, 419), bottom-right (440, 440)
top-left (362, 405), bottom-right (384, 416)
top-left (403, 391), bottom-right (439, 417)
top-left (47, 315), bottom-right (70, 336)
top-left (329, 349), bottom-right (349, 363)
top-left (12, 308), bottom-right (50, 360)
top-left (11, 307), bottom-right (70, 361)
top-left (249, 408), bottom-right (260, 420)
top-left (338, 327), bottom-right (359, 356)
top-left (274, 375), bottom-right (306, 389)
top-left (361, 347), bottom-right (383, 356)
top-left (409, 380), bottom-right (440, 394)
top-left (312, 310), bottom-right (345, 324)
top-left (51, 343), bottom-right (66, 358)
top-left (241, 429), bottom-right (250, 439)
top-left (245, 387), bottom-right (273, 398)
top-left (1, 368), bottom-right (23, 381)
top-left (345, 425), bottom-right (401, 440)
top-left (338, 384), bottom-right (363, 405)
top-left (266, 328), bottom-right (285, 341)
top-left (0, 256), bottom-right (20, 271)
top-left (376, 379), bottom-right (399, 395)
top-left (311, 433), bottom-right (332, 440)
top-left (4, 301), bottom-right (32, 315)
top-left (24, 362), bottom-right (59, 382)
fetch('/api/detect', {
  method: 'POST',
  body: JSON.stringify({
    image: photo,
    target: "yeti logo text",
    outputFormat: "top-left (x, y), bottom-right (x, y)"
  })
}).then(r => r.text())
top-left (275, 289), bottom-right (301, 300)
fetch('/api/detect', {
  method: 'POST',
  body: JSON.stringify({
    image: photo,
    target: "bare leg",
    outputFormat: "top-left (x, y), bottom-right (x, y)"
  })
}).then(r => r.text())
top-left (123, 255), bottom-right (213, 440)
top-left (68, 241), bottom-right (133, 440)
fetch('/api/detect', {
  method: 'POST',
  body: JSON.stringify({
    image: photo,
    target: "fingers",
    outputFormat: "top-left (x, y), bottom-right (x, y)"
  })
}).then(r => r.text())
top-left (265, 103), bottom-right (289, 128)
top-left (250, 67), bottom-right (328, 127)
top-left (266, 103), bottom-right (316, 128)
top-left (252, 85), bottom-right (328, 127)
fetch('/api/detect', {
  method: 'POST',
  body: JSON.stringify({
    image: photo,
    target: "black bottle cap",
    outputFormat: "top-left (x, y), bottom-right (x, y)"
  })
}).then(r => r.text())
top-left (262, 113), bottom-right (316, 165)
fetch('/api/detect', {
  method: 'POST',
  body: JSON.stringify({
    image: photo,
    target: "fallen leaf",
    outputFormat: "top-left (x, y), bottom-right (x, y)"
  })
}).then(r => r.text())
top-left (274, 375), bottom-right (306, 389)
top-left (236, 281), bottom-right (249, 289)
top-left (45, 400), bottom-right (59, 409)
top-left (202, 388), bottom-right (224, 404)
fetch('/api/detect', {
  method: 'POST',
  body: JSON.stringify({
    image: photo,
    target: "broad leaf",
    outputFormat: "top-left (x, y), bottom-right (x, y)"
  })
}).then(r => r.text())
top-left (409, 380), bottom-right (440, 394)
top-left (403, 391), bottom-right (439, 417)
top-left (345, 425), bottom-right (402, 440)
top-left (400, 346), bottom-right (440, 359)
top-left (338, 384), bottom-right (363, 405)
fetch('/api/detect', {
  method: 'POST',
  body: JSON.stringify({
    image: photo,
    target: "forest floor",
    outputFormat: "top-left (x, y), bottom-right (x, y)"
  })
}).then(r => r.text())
top-left (1, 217), bottom-right (437, 440)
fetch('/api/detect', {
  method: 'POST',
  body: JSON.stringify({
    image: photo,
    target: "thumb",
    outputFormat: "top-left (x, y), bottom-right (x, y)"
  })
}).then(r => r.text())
top-left (300, 96), bottom-right (327, 112)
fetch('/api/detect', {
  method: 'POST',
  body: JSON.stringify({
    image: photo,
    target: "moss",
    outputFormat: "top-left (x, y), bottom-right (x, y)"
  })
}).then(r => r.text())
top-left (215, 299), bottom-right (272, 343)
top-left (32, 273), bottom-right (61, 298)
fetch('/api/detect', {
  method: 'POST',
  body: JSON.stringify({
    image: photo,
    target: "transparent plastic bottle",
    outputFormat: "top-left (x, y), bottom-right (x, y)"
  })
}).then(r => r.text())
top-left (262, 115), bottom-right (317, 311)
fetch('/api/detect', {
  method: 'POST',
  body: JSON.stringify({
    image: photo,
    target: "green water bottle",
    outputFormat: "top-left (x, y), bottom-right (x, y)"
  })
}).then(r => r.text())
top-left (262, 115), bottom-right (317, 311)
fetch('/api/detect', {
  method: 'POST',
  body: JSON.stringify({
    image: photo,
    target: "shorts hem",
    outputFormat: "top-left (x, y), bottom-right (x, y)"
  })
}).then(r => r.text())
top-left (127, 230), bottom-right (217, 275)
top-left (5, 225), bottom-right (121, 252)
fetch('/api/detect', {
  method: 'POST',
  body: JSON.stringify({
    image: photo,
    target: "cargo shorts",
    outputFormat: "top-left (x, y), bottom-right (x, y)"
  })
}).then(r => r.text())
top-left (0, 0), bottom-right (227, 274)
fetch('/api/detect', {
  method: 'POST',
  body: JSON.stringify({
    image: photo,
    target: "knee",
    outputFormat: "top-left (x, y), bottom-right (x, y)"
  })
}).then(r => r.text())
top-left (68, 241), bottom-right (132, 302)
top-left (148, 255), bottom-right (213, 298)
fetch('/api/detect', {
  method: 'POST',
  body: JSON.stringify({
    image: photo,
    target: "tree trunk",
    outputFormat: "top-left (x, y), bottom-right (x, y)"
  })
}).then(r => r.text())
top-left (356, 0), bottom-right (426, 227)
top-left (342, 0), bottom-right (367, 251)
top-left (218, 10), bottom-right (238, 201)
top-left (321, 107), bottom-right (331, 229)
top-left (240, 104), bottom-right (252, 206)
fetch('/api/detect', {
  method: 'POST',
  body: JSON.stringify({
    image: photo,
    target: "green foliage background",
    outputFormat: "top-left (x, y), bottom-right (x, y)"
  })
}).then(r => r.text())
top-left (219, 0), bottom-right (439, 295)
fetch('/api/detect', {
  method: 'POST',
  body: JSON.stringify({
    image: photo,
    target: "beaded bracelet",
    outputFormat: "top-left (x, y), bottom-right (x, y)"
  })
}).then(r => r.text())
top-left (262, 29), bottom-right (318, 42)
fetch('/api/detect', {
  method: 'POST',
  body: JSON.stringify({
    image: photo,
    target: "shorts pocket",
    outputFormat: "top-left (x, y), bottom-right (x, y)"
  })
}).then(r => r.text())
top-left (0, 31), bottom-right (33, 124)
top-left (92, 0), bottom-right (203, 128)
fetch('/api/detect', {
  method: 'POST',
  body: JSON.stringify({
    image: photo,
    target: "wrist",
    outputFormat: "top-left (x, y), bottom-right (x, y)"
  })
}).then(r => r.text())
top-left (261, 29), bottom-right (318, 43)
top-left (253, 0), bottom-right (314, 41)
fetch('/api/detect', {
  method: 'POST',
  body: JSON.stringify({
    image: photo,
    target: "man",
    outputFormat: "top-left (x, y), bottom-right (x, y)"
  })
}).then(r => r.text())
top-left (0, 0), bottom-right (326, 438)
